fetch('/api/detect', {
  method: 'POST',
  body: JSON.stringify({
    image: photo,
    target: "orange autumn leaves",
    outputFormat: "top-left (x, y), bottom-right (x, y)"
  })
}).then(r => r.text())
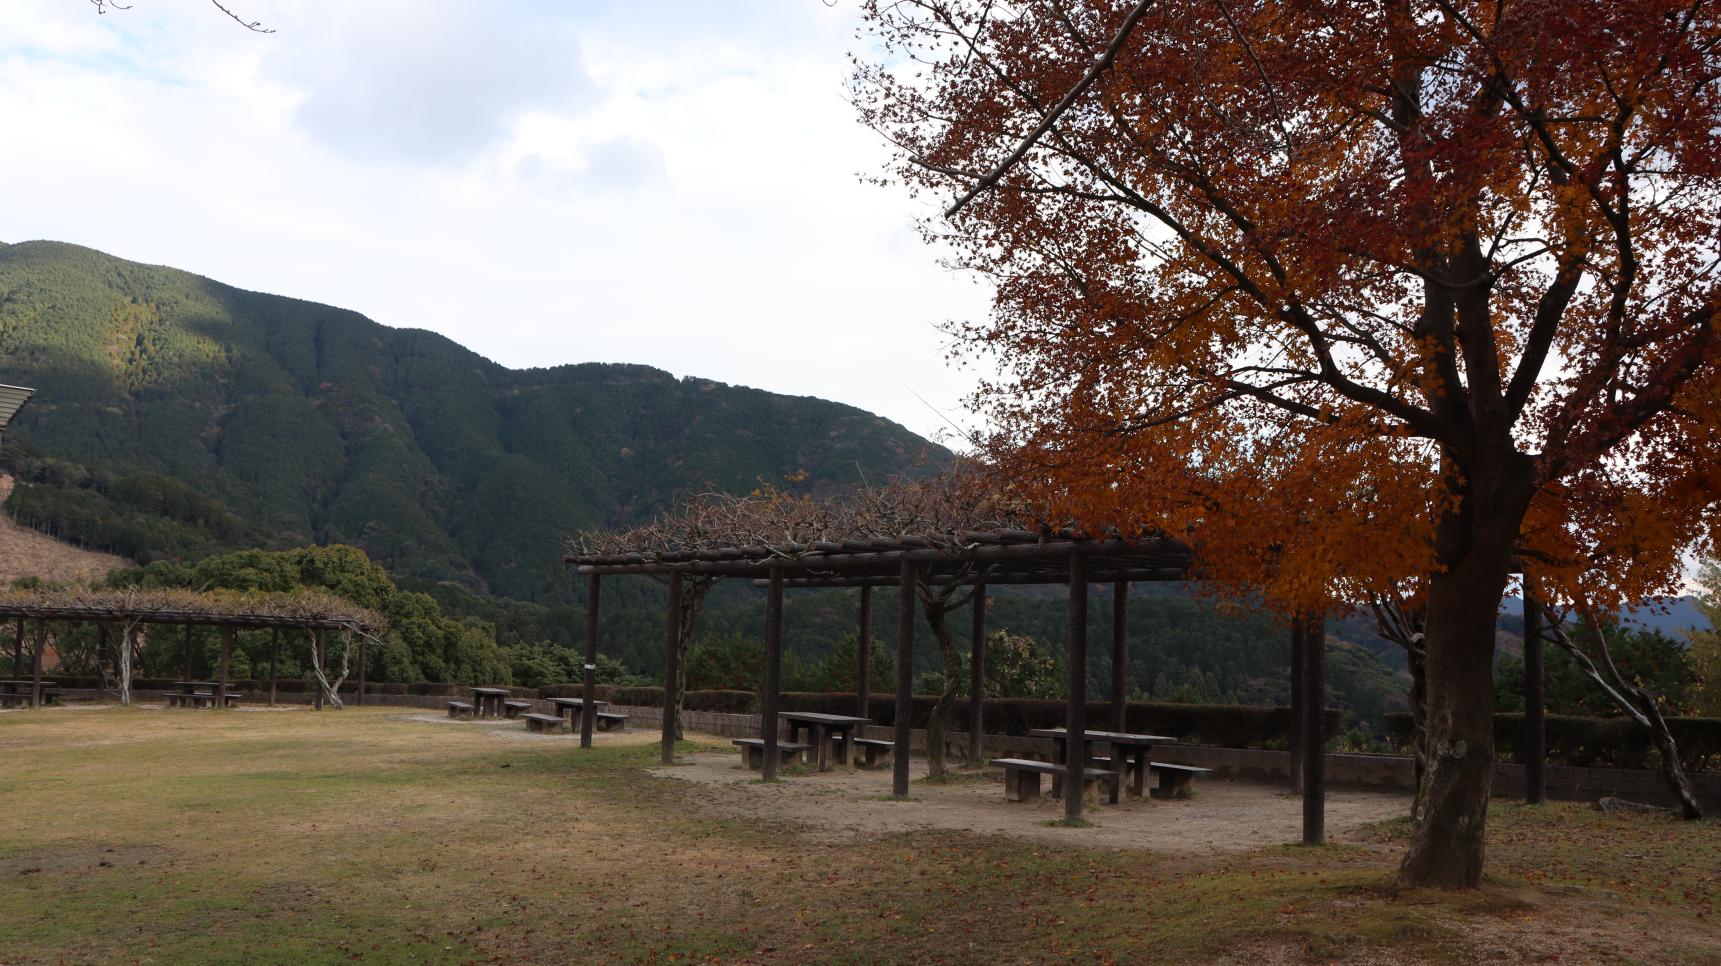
top-left (855, 0), bottom-right (1721, 615)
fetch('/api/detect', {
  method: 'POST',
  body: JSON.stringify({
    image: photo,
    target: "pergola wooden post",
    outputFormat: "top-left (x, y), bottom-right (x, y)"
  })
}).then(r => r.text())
top-left (892, 561), bottom-right (915, 799)
top-left (1111, 580), bottom-right (1129, 733)
top-left (96, 623), bottom-right (110, 700)
top-left (967, 581), bottom-right (987, 761)
top-left (1523, 587), bottom-right (1546, 804)
top-left (30, 619), bottom-right (46, 708)
top-left (183, 624), bottom-right (194, 681)
top-left (581, 573), bottom-right (601, 749)
top-left (217, 625), bottom-right (231, 707)
top-left (356, 632), bottom-right (367, 707)
top-left (1299, 613), bottom-right (1326, 845)
top-left (1065, 553), bottom-right (1090, 823)
top-left (855, 585), bottom-right (872, 718)
top-left (268, 628), bottom-right (279, 707)
top-left (761, 567), bottom-right (785, 782)
top-left (660, 572), bottom-right (683, 765)
top-left (11, 617), bottom-right (21, 678)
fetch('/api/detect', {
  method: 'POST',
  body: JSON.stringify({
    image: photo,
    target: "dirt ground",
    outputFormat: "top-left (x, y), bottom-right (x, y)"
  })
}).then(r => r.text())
top-left (654, 744), bottom-right (1410, 854)
top-left (397, 710), bottom-right (665, 746)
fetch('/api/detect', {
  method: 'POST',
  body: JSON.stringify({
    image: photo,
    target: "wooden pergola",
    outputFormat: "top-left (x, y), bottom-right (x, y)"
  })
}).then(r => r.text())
top-left (0, 599), bottom-right (380, 711)
top-left (567, 528), bottom-right (1338, 837)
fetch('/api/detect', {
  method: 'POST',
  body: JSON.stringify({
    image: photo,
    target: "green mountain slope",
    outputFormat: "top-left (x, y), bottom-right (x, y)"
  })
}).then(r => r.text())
top-left (0, 240), bottom-right (946, 601)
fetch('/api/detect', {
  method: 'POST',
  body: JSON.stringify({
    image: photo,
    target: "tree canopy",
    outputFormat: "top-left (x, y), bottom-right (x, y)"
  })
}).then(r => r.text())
top-left (853, 0), bottom-right (1720, 888)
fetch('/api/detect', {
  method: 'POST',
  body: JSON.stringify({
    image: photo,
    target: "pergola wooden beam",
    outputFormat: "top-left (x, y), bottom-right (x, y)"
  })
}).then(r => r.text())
top-left (746, 567), bottom-right (1191, 589)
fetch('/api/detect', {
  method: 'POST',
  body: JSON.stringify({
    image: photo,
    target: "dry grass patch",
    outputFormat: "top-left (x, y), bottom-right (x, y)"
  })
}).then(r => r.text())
top-left (0, 705), bottom-right (1714, 964)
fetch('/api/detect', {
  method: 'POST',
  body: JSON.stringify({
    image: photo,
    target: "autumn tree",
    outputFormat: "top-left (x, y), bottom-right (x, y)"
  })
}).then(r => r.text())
top-left (855, 0), bottom-right (1720, 887)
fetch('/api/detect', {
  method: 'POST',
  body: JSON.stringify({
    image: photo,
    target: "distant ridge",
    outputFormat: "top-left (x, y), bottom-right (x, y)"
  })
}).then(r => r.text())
top-left (0, 240), bottom-right (948, 602)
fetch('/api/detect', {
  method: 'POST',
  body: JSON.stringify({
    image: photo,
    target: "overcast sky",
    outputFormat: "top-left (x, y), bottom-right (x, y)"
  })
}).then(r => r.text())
top-left (0, 0), bottom-right (990, 443)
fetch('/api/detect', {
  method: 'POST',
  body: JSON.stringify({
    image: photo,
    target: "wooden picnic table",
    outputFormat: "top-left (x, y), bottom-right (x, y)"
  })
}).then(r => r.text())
top-left (470, 686), bottom-right (513, 719)
top-left (1029, 728), bottom-right (1177, 799)
top-left (546, 696), bottom-right (608, 728)
top-left (778, 712), bottom-right (873, 771)
top-left (0, 679), bottom-right (52, 707)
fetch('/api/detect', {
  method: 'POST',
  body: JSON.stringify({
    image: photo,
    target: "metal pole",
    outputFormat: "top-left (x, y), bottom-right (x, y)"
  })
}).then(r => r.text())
top-left (968, 581), bottom-right (987, 761)
top-left (1066, 553), bottom-right (1089, 823)
top-left (660, 572), bottom-right (683, 765)
top-left (856, 585), bottom-right (872, 718)
top-left (762, 568), bottom-right (785, 782)
top-left (581, 573), bottom-right (600, 749)
top-left (1301, 613), bottom-right (1326, 845)
top-left (356, 633), bottom-right (367, 707)
top-left (892, 562), bottom-right (915, 799)
top-left (1111, 580), bottom-right (1128, 733)
top-left (1523, 587), bottom-right (1545, 804)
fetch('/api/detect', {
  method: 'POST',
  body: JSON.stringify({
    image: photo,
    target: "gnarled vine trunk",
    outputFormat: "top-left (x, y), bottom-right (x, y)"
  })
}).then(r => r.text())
top-left (670, 577), bottom-right (715, 741)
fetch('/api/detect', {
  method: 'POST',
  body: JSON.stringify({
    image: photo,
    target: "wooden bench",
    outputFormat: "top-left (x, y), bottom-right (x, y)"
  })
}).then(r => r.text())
top-left (990, 758), bottom-right (1120, 803)
top-left (447, 700), bottom-right (475, 720)
top-left (523, 712), bottom-right (565, 734)
top-left (1149, 762), bottom-right (1212, 799)
top-left (849, 737), bottom-right (894, 769)
top-left (502, 700), bottom-right (532, 719)
top-left (594, 711), bottom-right (627, 732)
top-left (732, 738), bottom-right (811, 770)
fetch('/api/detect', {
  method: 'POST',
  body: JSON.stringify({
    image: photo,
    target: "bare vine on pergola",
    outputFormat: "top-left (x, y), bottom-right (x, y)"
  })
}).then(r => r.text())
top-left (570, 466), bottom-right (1027, 751)
top-left (0, 585), bottom-right (381, 706)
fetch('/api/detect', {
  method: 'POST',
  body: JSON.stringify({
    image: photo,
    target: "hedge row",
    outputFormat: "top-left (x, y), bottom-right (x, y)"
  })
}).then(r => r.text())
top-left (583, 687), bottom-right (1338, 749)
top-left (1383, 712), bottom-right (1721, 773)
top-left (40, 676), bottom-right (533, 698)
top-left (40, 673), bottom-right (1340, 749)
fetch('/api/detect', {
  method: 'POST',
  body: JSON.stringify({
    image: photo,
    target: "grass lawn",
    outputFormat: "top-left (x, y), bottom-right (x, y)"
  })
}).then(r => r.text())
top-left (0, 706), bottom-right (1715, 964)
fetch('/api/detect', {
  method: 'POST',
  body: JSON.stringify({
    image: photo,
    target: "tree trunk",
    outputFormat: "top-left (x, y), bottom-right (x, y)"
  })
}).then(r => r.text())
top-left (1642, 697), bottom-right (1704, 820)
top-left (670, 580), bottom-right (712, 742)
top-left (1399, 492), bottom-right (1527, 888)
top-left (922, 600), bottom-right (960, 777)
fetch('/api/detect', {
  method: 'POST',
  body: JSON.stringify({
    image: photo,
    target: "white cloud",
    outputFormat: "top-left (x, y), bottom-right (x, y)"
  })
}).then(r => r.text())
top-left (0, 0), bottom-right (990, 443)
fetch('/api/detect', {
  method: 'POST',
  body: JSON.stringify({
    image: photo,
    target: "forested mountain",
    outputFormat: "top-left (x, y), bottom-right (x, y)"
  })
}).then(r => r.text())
top-left (0, 240), bottom-right (945, 602)
top-left (0, 240), bottom-right (1420, 724)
